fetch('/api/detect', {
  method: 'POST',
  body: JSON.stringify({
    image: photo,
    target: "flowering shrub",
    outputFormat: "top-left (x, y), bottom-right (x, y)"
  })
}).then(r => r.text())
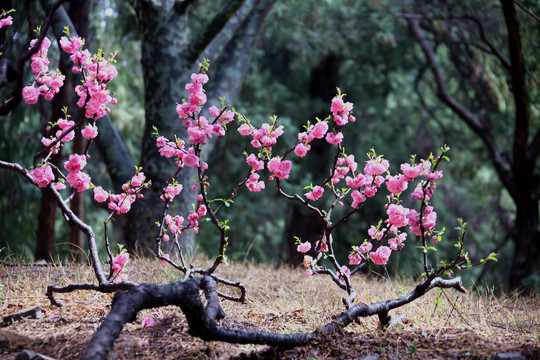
top-left (0, 17), bottom-right (497, 318)
top-left (0, 12), bottom-right (502, 360)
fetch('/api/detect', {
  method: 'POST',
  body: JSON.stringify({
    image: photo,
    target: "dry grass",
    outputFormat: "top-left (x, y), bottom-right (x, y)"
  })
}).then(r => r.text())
top-left (1, 258), bottom-right (539, 359)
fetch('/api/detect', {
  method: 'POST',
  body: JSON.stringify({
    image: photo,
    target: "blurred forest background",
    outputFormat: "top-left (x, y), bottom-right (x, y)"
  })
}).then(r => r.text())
top-left (0, 0), bottom-right (538, 292)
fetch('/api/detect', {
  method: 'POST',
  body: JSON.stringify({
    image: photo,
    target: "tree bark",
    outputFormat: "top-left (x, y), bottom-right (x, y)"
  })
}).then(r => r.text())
top-left (81, 275), bottom-right (466, 360)
top-left (500, 0), bottom-right (539, 290)
top-left (407, 2), bottom-right (540, 289)
top-left (127, 0), bottom-right (275, 254)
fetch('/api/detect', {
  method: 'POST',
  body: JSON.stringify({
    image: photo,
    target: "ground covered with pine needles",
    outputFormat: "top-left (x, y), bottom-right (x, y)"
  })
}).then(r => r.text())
top-left (1, 258), bottom-right (539, 359)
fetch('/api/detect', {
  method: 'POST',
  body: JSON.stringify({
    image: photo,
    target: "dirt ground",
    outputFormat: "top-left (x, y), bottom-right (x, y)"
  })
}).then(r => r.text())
top-left (1, 261), bottom-right (539, 359)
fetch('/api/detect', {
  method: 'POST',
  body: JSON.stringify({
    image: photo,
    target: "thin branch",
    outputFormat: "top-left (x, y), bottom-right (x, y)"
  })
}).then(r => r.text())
top-left (513, 0), bottom-right (540, 22)
top-left (406, 18), bottom-right (517, 201)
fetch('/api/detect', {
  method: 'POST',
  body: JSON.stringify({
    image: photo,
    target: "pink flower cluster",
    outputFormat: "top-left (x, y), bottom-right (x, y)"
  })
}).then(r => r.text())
top-left (345, 159), bottom-right (443, 267)
top-left (330, 95), bottom-right (355, 126)
top-left (61, 35), bottom-right (118, 119)
top-left (239, 121), bottom-right (285, 151)
top-left (267, 157), bottom-right (292, 180)
top-left (29, 164), bottom-right (55, 188)
top-left (305, 185), bottom-right (324, 201)
top-left (0, 14), bottom-right (13, 29)
top-left (160, 184), bottom-right (183, 202)
top-left (165, 214), bottom-right (185, 236)
top-left (22, 37), bottom-right (66, 104)
top-left (94, 172), bottom-right (147, 214)
top-left (295, 121), bottom-right (329, 158)
top-left (176, 73), bottom-right (209, 119)
top-left (245, 172), bottom-right (265, 192)
top-left (64, 154), bottom-right (91, 192)
top-left (112, 251), bottom-right (129, 282)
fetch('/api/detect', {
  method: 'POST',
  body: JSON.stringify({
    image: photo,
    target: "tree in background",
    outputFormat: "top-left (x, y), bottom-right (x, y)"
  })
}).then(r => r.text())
top-left (402, 0), bottom-right (539, 289)
top-left (0, 0), bottom-right (276, 258)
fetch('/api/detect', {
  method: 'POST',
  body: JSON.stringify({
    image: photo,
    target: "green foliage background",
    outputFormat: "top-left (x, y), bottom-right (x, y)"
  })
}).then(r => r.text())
top-left (1, 0), bottom-right (537, 290)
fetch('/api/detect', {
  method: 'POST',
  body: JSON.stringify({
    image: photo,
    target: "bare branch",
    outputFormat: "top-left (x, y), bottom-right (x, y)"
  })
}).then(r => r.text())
top-left (81, 275), bottom-right (466, 360)
top-left (406, 18), bottom-right (517, 201)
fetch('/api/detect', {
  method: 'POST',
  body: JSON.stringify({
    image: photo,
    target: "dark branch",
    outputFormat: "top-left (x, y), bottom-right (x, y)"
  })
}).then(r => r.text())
top-left (406, 18), bottom-right (517, 201)
top-left (81, 275), bottom-right (465, 360)
top-left (186, 0), bottom-right (247, 64)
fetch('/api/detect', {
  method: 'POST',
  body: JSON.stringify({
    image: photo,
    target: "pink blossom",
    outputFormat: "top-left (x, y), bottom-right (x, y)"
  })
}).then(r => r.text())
top-left (22, 86), bottom-right (39, 104)
top-left (183, 151), bottom-right (199, 167)
top-left (130, 172), bottom-right (145, 187)
top-left (112, 252), bottom-right (129, 273)
top-left (108, 194), bottom-right (136, 214)
top-left (294, 143), bottom-right (310, 158)
top-left (386, 174), bottom-right (409, 195)
top-left (238, 123), bottom-right (253, 136)
top-left (29, 164), bottom-right (55, 188)
top-left (426, 170), bottom-right (443, 181)
top-left (368, 226), bottom-right (383, 240)
top-left (0, 16), bottom-right (13, 28)
top-left (411, 183), bottom-right (435, 201)
top-left (325, 132), bottom-right (343, 145)
top-left (197, 205), bottom-right (207, 218)
top-left (364, 186), bottom-right (377, 197)
top-left (345, 174), bottom-right (365, 188)
top-left (191, 73), bottom-right (209, 84)
top-left (407, 209), bottom-right (422, 236)
top-left (66, 171), bottom-right (91, 192)
top-left (64, 154), bottom-right (87, 173)
top-left (59, 35), bottom-right (83, 54)
top-left (165, 214), bottom-right (184, 235)
top-left (160, 184), bottom-right (183, 202)
top-left (359, 241), bottom-right (373, 253)
top-left (82, 123), bottom-right (98, 139)
top-left (245, 172), bottom-right (265, 192)
top-left (159, 253), bottom-right (170, 263)
top-left (53, 182), bottom-right (66, 190)
top-left (388, 232), bottom-right (407, 251)
top-left (370, 246), bottom-right (392, 265)
top-left (387, 204), bottom-right (410, 228)
top-left (94, 186), bottom-right (109, 202)
top-left (331, 97), bottom-right (345, 115)
top-left (315, 235), bottom-right (330, 252)
top-left (422, 206), bottom-right (437, 229)
top-left (55, 127), bottom-right (75, 143)
top-left (267, 157), bottom-right (292, 180)
top-left (305, 185), bottom-right (324, 201)
top-left (141, 316), bottom-right (156, 328)
top-left (31, 57), bottom-right (48, 74)
top-left (311, 121), bottom-right (328, 139)
top-left (185, 82), bottom-right (203, 94)
top-left (351, 190), bottom-right (366, 208)
top-left (297, 241), bottom-right (311, 253)
top-left (348, 251), bottom-right (363, 265)
top-left (400, 163), bottom-right (423, 179)
top-left (364, 158), bottom-right (389, 176)
top-left (246, 154), bottom-right (264, 171)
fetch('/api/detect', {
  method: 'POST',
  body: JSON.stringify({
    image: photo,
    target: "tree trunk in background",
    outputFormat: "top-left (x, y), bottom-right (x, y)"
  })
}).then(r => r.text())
top-left (127, 0), bottom-right (274, 254)
top-left (285, 54), bottom-right (340, 266)
top-left (66, 0), bottom-right (90, 263)
top-left (35, 75), bottom-right (67, 261)
top-left (500, 0), bottom-right (540, 290)
top-left (34, 0), bottom-right (90, 262)
top-left (407, 0), bottom-right (540, 289)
